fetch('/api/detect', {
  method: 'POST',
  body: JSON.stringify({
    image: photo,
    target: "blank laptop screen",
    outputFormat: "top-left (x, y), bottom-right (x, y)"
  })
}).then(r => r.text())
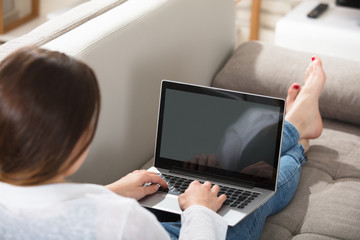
top-left (155, 81), bottom-right (285, 190)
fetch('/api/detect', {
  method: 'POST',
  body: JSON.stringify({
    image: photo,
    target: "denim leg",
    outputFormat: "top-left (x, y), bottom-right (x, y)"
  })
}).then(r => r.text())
top-left (281, 121), bottom-right (301, 154)
top-left (161, 222), bottom-right (181, 240)
top-left (226, 121), bottom-right (306, 240)
top-left (161, 121), bottom-right (305, 240)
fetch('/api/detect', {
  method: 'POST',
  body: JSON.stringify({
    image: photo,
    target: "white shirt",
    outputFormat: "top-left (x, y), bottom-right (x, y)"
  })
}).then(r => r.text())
top-left (0, 182), bottom-right (227, 240)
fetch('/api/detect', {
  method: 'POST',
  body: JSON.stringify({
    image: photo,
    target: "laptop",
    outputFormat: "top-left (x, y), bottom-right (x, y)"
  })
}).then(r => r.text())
top-left (140, 80), bottom-right (285, 226)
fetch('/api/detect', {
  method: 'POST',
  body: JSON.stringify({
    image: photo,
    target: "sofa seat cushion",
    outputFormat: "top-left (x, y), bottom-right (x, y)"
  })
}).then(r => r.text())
top-left (213, 41), bottom-right (360, 126)
top-left (260, 119), bottom-right (360, 239)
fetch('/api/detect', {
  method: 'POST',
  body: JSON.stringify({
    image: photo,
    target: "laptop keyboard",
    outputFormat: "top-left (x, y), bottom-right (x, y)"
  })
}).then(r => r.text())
top-left (157, 173), bottom-right (260, 209)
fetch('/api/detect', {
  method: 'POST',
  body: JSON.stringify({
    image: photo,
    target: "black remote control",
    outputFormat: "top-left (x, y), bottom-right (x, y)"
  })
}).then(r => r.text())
top-left (307, 3), bottom-right (329, 18)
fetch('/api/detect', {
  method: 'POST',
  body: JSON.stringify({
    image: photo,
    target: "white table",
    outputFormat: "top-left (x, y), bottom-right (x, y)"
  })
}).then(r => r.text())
top-left (275, 0), bottom-right (360, 62)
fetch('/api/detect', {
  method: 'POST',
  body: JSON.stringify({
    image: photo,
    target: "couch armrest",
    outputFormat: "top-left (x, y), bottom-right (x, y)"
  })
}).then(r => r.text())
top-left (0, 0), bottom-right (127, 61)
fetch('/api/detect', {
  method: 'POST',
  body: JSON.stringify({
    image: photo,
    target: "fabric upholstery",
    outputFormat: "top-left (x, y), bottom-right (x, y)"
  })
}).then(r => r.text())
top-left (213, 41), bottom-right (360, 126)
top-left (261, 119), bottom-right (360, 239)
top-left (212, 41), bottom-right (360, 239)
top-left (0, 0), bottom-right (127, 61)
top-left (41, 0), bottom-right (235, 184)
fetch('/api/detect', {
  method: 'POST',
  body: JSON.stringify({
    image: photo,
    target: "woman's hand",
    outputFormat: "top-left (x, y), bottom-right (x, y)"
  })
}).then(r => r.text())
top-left (178, 181), bottom-right (226, 212)
top-left (106, 170), bottom-right (168, 200)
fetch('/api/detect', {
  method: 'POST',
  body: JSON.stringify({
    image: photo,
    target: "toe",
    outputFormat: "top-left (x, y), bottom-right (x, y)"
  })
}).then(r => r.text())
top-left (288, 84), bottom-right (301, 100)
top-left (286, 83), bottom-right (301, 113)
top-left (312, 55), bottom-right (323, 66)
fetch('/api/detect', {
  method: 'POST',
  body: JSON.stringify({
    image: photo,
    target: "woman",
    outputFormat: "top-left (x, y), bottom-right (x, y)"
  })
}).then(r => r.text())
top-left (0, 47), bottom-right (325, 239)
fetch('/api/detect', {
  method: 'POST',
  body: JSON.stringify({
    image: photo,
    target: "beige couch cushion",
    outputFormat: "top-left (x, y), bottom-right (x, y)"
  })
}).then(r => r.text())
top-left (261, 119), bottom-right (360, 239)
top-left (213, 41), bottom-right (360, 126)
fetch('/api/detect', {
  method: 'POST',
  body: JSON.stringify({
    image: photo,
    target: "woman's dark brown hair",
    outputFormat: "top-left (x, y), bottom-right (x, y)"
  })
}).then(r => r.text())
top-left (0, 47), bottom-right (101, 185)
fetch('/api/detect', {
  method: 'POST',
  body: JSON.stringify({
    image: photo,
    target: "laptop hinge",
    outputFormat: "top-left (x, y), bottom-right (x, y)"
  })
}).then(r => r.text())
top-left (169, 167), bottom-right (256, 189)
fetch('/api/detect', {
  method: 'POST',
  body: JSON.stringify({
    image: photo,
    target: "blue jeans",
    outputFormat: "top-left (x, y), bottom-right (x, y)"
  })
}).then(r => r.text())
top-left (161, 121), bottom-right (306, 240)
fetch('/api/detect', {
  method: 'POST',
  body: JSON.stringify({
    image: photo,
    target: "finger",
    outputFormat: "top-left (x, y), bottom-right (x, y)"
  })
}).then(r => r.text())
top-left (203, 181), bottom-right (212, 189)
top-left (178, 193), bottom-right (186, 211)
top-left (147, 171), bottom-right (161, 176)
top-left (143, 173), bottom-right (168, 189)
top-left (189, 180), bottom-right (200, 188)
top-left (148, 171), bottom-right (169, 185)
top-left (218, 194), bottom-right (227, 204)
top-left (142, 184), bottom-right (160, 197)
top-left (211, 184), bottom-right (220, 193)
top-left (213, 194), bottom-right (227, 212)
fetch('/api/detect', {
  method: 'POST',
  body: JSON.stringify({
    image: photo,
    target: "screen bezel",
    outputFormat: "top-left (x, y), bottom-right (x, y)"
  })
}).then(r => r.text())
top-left (154, 80), bottom-right (285, 190)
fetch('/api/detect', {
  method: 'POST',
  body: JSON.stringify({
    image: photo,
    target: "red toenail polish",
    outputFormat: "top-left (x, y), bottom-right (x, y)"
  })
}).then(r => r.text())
top-left (311, 57), bottom-right (315, 61)
top-left (294, 85), bottom-right (299, 89)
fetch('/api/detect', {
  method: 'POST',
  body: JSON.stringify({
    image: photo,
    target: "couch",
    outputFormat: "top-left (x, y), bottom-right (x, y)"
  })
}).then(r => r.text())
top-left (214, 41), bottom-right (360, 239)
top-left (0, 0), bottom-right (359, 239)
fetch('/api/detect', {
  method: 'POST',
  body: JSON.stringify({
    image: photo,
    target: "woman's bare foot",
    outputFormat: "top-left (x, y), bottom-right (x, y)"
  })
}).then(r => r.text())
top-left (285, 56), bottom-right (326, 140)
top-left (286, 84), bottom-right (310, 152)
top-left (286, 83), bottom-right (301, 114)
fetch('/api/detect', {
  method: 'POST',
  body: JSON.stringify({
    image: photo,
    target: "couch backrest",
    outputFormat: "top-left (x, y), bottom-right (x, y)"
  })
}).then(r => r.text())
top-left (41, 0), bottom-right (235, 184)
top-left (213, 41), bottom-right (360, 127)
top-left (0, 0), bottom-right (127, 61)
